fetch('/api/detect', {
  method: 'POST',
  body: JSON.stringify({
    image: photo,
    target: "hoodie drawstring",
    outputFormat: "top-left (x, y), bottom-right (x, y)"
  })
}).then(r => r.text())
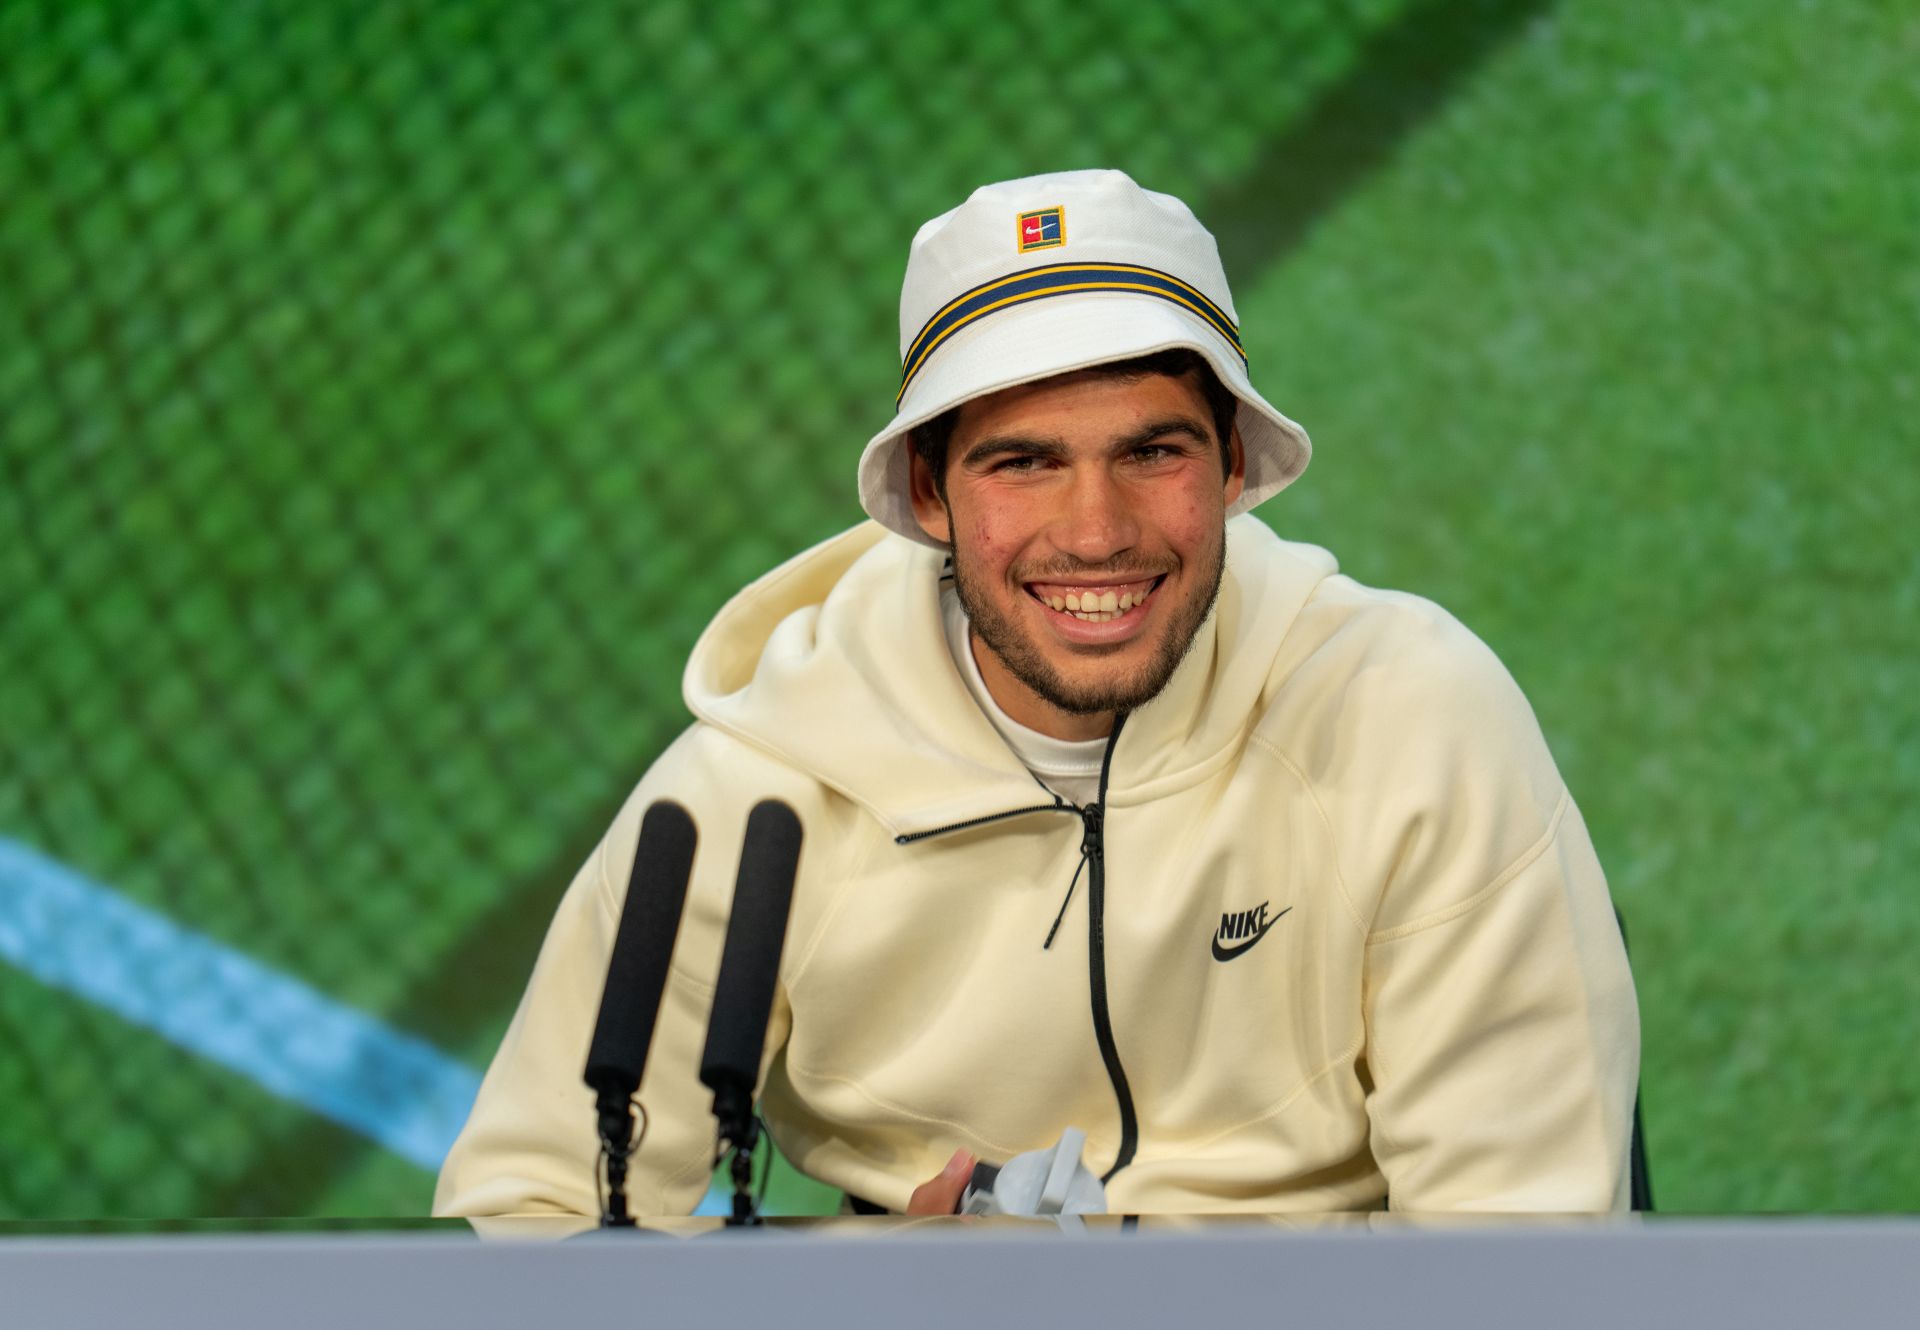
top-left (1040, 713), bottom-right (1125, 950)
top-left (1042, 839), bottom-right (1090, 951)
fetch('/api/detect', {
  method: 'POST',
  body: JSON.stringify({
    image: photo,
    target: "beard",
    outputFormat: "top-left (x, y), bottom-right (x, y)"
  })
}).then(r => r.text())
top-left (950, 532), bottom-right (1226, 717)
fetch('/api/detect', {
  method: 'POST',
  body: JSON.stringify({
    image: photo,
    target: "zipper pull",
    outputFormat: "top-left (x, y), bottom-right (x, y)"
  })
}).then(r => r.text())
top-left (1080, 803), bottom-right (1103, 862)
top-left (1043, 804), bottom-right (1103, 951)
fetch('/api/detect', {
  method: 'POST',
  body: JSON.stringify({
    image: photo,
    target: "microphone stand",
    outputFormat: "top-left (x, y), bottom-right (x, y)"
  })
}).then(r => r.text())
top-left (698, 798), bottom-right (803, 1230)
top-left (711, 1083), bottom-right (763, 1227)
top-left (581, 799), bottom-right (699, 1232)
top-left (596, 1086), bottom-right (638, 1228)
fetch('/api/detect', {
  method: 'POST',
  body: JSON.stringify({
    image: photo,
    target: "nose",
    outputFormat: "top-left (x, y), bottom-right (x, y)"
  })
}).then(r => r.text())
top-left (1051, 465), bottom-right (1140, 565)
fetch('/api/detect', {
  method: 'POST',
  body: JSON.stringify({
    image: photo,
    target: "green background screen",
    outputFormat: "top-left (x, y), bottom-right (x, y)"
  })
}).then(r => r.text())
top-left (2, 0), bottom-right (1915, 1217)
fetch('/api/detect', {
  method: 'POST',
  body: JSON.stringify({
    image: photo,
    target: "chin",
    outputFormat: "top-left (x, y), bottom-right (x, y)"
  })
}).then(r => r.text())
top-left (1021, 636), bottom-right (1188, 716)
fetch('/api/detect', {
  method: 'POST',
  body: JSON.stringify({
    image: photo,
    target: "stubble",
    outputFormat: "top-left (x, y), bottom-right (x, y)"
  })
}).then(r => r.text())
top-left (950, 531), bottom-right (1226, 717)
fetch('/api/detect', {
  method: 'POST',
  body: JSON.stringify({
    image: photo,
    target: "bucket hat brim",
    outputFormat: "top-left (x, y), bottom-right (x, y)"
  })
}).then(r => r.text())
top-left (858, 290), bottom-right (1310, 548)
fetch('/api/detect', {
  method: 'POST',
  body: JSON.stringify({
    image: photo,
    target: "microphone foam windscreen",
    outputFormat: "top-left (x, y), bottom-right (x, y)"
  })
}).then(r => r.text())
top-left (698, 800), bottom-right (803, 1098)
top-left (584, 800), bottom-right (698, 1098)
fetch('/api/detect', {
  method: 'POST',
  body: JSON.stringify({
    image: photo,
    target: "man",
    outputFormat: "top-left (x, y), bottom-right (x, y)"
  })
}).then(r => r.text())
top-left (435, 170), bottom-right (1639, 1217)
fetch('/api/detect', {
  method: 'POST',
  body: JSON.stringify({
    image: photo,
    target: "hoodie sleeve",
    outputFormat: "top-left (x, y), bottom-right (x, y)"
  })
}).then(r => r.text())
top-left (433, 730), bottom-right (794, 1219)
top-left (1311, 587), bottom-right (1640, 1212)
top-left (1361, 791), bottom-right (1639, 1211)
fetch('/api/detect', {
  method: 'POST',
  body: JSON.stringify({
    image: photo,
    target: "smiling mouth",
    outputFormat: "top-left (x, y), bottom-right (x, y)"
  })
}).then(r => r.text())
top-left (1024, 574), bottom-right (1168, 623)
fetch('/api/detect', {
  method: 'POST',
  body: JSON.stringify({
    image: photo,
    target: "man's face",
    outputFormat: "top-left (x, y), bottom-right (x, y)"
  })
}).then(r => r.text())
top-left (908, 368), bottom-right (1245, 735)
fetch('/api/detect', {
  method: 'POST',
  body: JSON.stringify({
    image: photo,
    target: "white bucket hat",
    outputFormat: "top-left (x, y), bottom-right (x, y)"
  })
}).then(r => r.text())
top-left (858, 168), bottom-right (1311, 549)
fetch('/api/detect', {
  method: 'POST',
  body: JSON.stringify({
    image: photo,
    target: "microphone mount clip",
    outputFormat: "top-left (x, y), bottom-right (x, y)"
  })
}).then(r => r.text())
top-left (712, 1083), bottom-right (764, 1227)
top-left (594, 1085), bottom-right (640, 1228)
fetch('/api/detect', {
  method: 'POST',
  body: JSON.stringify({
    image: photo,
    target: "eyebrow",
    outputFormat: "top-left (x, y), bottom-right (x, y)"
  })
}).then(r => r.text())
top-left (958, 415), bottom-right (1214, 469)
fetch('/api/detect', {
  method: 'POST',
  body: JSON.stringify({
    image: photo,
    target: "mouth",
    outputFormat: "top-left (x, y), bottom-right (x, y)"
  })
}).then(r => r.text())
top-left (1023, 573), bottom-right (1168, 625)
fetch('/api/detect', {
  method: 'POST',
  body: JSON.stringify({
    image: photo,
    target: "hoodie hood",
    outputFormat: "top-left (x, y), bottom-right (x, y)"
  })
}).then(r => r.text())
top-left (684, 515), bottom-right (1338, 839)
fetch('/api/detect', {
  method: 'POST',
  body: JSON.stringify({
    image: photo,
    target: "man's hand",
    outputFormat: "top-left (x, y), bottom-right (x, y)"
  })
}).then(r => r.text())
top-left (905, 1148), bottom-right (976, 1216)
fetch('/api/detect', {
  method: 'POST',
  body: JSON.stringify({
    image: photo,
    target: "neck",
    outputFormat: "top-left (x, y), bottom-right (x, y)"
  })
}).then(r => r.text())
top-left (969, 628), bottom-right (1114, 743)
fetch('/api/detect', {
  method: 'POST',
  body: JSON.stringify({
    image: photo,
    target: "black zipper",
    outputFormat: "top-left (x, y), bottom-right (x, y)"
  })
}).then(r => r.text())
top-left (889, 717), bottom-right (1139, 1183)
top-left (1082, 711), bottom-right (1137, 1183)
top-left (892, 800), bottom-right (1073, 845)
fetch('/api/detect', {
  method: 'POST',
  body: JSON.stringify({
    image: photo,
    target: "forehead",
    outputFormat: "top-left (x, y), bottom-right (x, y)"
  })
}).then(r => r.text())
top-left (950, 367), bottom-right (1212, 444)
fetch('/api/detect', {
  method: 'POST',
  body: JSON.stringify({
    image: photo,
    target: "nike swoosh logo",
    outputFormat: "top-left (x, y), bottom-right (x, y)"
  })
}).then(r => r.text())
top-left (1210, 906), bottom-right (1291, 961)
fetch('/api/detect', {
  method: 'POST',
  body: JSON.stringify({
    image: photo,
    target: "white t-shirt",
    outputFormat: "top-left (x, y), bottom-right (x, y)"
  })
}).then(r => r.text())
top-left (941, 583), bottom-right (1108, 807)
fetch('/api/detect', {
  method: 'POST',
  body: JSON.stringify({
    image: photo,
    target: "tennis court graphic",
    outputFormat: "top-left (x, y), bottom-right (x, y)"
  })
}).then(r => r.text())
top-left (0, 837), bottom-right (480, 1172)
top-left (4, 0), bottom-right (1915, 1221)
top-left (0, 836), bottom-right (756, 1216)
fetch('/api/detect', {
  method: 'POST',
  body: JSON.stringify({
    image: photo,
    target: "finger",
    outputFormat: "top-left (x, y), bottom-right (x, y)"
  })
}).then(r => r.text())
top-left (905, 1148), bottom-right (974, 1215)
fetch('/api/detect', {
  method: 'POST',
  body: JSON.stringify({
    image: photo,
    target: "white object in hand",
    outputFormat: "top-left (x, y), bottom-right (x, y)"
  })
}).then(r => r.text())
top-left (959, 1127), bottom-right (1107, 1217)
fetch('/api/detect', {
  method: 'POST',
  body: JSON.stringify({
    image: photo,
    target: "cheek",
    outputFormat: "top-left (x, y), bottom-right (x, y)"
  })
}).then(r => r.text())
top-left (1160, 494), bottom-right (1222, 562)
top-left (963, 514), bottom-right (1025, 575)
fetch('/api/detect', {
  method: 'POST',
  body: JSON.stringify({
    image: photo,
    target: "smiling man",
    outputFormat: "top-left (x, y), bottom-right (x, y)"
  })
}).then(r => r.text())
top-left (910, 361), bottom-right (1241, 740)
top-left (437, 170), bottom-right (1641, 1219)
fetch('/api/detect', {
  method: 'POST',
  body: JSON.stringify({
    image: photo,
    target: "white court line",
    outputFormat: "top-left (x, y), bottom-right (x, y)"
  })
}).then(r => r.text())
top-left (0, 835), bottom-right (480, 1171)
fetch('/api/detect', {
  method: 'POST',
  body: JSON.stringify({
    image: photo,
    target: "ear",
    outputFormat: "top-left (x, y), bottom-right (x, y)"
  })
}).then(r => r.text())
top-left (907, 448), bottom-right (953, 545)
top-left (1222, 421), bottom-right (1247, 509)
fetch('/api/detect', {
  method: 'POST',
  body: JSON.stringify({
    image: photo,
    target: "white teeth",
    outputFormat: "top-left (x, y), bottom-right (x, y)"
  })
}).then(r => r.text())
top-left (1040, 583), bottom-right (1155, 619)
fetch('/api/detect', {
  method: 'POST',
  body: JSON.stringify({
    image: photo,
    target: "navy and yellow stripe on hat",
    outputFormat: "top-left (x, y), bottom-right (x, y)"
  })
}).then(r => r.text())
top-left (897, 262), bottom-right (1244, 406)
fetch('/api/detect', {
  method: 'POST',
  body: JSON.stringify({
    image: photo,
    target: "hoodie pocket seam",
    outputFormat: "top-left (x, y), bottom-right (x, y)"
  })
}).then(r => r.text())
top-left (782, 1059), bottom-right (1030, 1162)
top-left (1158, 1028), bottom-right (1367, 1159)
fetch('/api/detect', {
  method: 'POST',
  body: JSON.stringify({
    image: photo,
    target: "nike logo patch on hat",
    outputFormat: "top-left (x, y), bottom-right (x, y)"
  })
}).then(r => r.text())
top-left (1017, 205), bottom-right (1065, 252)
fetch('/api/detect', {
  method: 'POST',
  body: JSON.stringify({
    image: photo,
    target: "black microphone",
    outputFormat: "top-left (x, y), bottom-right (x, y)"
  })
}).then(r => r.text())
top-left (698, 799), bottom-right (803, 1224)
top-left (582, 800), bottom-right (698, 1226)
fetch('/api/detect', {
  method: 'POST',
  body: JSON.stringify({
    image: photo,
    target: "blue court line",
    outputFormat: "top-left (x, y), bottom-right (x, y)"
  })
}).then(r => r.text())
top-left (0, 836), bottom-right (480, 1172)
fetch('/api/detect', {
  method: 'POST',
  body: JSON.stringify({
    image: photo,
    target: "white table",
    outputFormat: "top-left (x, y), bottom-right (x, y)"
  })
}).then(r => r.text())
top-left (4, 1215), bottom-right (1917, 1329)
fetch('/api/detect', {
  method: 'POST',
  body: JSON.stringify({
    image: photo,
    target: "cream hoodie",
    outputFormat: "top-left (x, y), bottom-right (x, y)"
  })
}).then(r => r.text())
top-left (435, 516), bottom-right (1638, 1216)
